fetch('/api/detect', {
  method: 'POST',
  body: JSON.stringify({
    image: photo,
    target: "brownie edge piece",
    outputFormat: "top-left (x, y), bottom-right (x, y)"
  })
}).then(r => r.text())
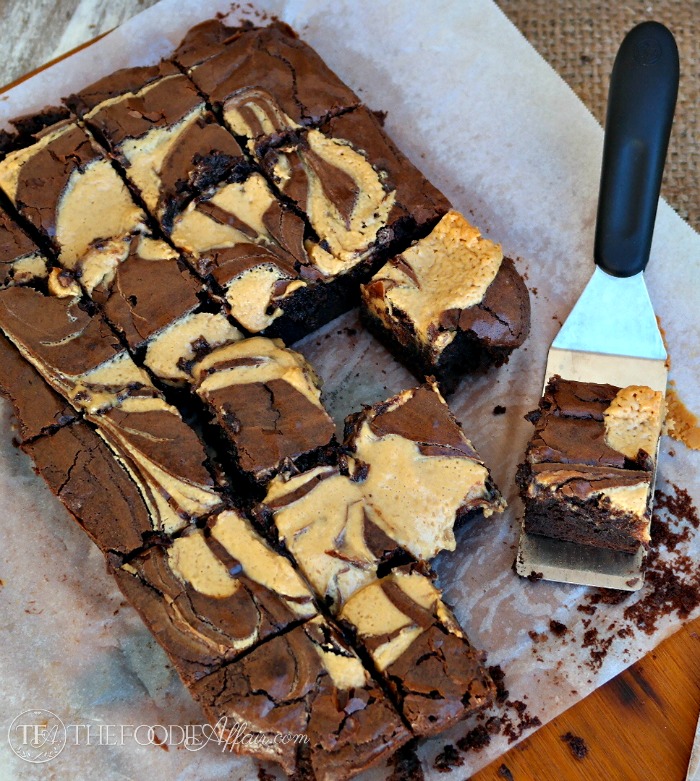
top-left (361, 210), bottom-right (530, 392)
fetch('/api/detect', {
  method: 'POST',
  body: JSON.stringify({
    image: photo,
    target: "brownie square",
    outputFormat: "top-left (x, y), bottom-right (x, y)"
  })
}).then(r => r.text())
top-left (192, 336), bottom-right (336, 484)
top-left (0, 332), bottom-right (76, 443)
top-left (190, 615), bottom-right (410, 780)
top-left (111, 509), bottom-right (317, 685)
top-left (344, 381), bottom-right (505, 560)
top-left (259, 462), bottom-right (409, 611)
top-left (0, 206), bottom-right (47, 289)
top-left (517, 376), bottom-right (664, 553)
top-left (361, 210), bottom-right (531, 392)
top-left (338, 567), bottom-right (495, 736)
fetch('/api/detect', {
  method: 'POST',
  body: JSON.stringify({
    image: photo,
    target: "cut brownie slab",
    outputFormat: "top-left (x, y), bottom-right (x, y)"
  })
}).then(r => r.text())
top-left (338, 567), bottom-right (495, 737)
top-left (0, 332), bottom-right (77, 443)
top-left (0, 121), bottom-right (148, 289)
top-left (67, 63), bottom-right (250, 231)
top-left (0, 206), bottom-right (47, 288)
top-left (190, 614), bottom-right (410, 780)
top-left (517, 376), bottom-right (664, 552)
top-left (361, 210), bottom-right (530, 392)
top-left (259, 462), bottom-right (409, 611)
top-left (192, 336), bottom-right (336, 484)
top-left (111, 509), bottom-right (317, 685)
top-left (174, 20), bottom-right (361, 150)
top-left (344, 381), bottom-right (505, 560)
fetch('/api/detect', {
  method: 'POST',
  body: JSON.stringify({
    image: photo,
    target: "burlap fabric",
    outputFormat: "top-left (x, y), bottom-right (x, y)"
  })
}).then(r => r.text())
top-left (496, 0), bottom-right (700, 230)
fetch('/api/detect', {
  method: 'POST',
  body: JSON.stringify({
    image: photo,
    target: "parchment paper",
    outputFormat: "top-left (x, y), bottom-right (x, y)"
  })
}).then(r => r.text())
top-left (1, 1), bottom-right (699, 779)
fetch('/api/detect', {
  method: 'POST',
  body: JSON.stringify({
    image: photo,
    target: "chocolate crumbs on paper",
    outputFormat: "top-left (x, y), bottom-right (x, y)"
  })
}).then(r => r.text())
top-left (433, 744), bottom-right (464, 773)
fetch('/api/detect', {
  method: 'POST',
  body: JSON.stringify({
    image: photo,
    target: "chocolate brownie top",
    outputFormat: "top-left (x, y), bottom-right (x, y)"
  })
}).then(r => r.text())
top-left (78, 70), bottom-right (247, 222)
top-left (262, 463), bottom-right (404, 609)
top-left (339, 567), bottom-right (495, 736)
top-left (0, 207), bottom-right (47, 288)
top-left (176, 21), bottom-right (361, 130)
top-left (362, 210), bottom-right (530, 355)
top-left (89, 235), bottom-right (203, 352)
top-left (112, 509), bottom-right (317, 683)
top-left (191, 614), bottom-right (410, 778)
top-left (193, 337), bottom-right (336, 480)
top-left (0, 332), bottom-right (77, 442)
top-left (24, 422), bottom-right (156, 557)
top-left (344, 381), bottom-right (504, 559)
top-left (64, 61), bottom-right (180, 116)
top-left (95, 397), bottom-right (222, 531)
top-left (526, 376), bottom-right (664, 469)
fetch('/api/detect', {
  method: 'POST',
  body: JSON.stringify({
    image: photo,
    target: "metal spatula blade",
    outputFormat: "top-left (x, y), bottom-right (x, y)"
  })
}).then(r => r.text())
top-left (516, 21), bottom-right (679, 591)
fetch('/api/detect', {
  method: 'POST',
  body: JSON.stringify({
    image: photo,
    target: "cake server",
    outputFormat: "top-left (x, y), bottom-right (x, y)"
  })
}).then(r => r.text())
top-left (516, 21), bottom-right (678, 590)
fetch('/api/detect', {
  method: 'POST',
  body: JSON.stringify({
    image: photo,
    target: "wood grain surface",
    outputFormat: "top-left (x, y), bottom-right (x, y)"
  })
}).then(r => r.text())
top-left (1, 2), bottom-right (698, 780)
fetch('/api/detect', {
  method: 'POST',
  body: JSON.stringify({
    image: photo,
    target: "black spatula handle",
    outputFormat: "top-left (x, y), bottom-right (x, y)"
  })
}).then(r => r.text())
top-left (595, 21), bottom-right (679, 278)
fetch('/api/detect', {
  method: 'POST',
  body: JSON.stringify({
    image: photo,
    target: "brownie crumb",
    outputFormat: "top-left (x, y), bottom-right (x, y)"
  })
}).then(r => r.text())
top-left (493, 405), bottom-right (507, 415)
top-left (528, 630), bottom-right (547, 643)
top-left (527, 571), bottom-right (543, 582)
top-left (549, 619), bottom-right (568, 637)
top-left (488, 664), bottom-right (509, 702)
top-left (456, 725), bottom-right (491, 753)
top-left (433, 744), bottom-right (464, 772)
top-left (561, 731), bottom-right (588, 760)
top-left (582, 627), bottom-right (613, 670)
top-left (498, 764), bottom-right (515, 781)
top-left (388, 741), bottom-right (425, 781)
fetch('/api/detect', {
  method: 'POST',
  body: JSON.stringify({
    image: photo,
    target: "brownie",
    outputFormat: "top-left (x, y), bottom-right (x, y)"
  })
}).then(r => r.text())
top-left (69, 65), bottom-right (249, 230)
top-left (174, 20), bottom-right (361, 148)
top-left (23, 421), bottom-right (162, 557)
top-left (192, 337), bottom-right (336, 484)
top-left (260, 462), bottom-right (410, 611)
top-left (87, 235), bottom-right (204, 353)
top-left (343, 381), bottom-right (505, 559)
top-left (0, 332), bottom-right (77, 443)
top-left (0, 121), bottom-right (147, 277)
top-left (190, 615), bottom-right (411, 780)
top-left (518, 377), bottom-right (664, 553)
top-left (0, 206), bottom-right (47, 288)
top-left (361, 210), bottom-right (531, 392)
top-left (261, 107), bottom-right (451, 259)
top-left (111, 509), bottom-right (317, 684)
top-left (338, 567), bottom-right (495, 736)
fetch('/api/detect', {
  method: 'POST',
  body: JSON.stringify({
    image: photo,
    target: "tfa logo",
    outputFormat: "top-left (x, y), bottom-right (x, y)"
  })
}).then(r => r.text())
top-left (8, 710), bottom-right (66, 763)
